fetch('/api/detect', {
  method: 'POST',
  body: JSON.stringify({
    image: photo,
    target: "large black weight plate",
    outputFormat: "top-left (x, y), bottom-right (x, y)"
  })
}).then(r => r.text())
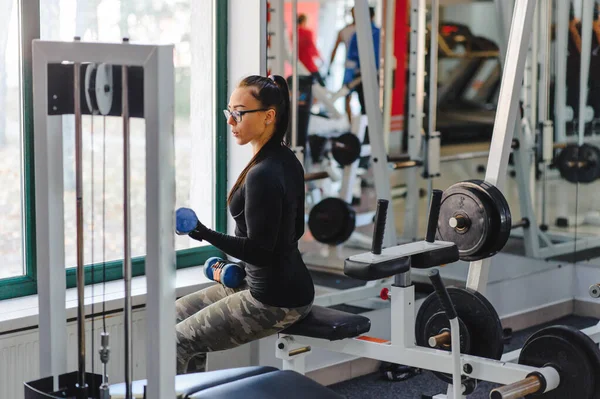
top-left (465, 179), bottom-right (512, 257)
top-left (518, 325), bottom-right (600, 398)
top-left (556, 144), bottom-right (600, 184)
top-left (415, 287), bottom-right (504, 384)
top-left (436, 180), bottom-right (511, 261)
top-left (308, 197), bottom-right (356, 245)
top-left (331, 132), bottom-right (362, 166)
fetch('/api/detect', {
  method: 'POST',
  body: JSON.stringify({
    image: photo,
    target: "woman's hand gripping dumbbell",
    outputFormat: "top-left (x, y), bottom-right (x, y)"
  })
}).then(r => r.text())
top-left (176, 207), bottom-right (246, 288)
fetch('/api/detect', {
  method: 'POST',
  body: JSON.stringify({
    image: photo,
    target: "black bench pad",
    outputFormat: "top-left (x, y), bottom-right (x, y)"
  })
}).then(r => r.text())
top-left (109, 366), bottom-right (277, 398)
top-left (189, 370), bottom-right (344, 399)
top-left (280, 305), bottom-right (370, 340)
top-left (411, 245), bottom-right (459, 269)
top-left (344, 255), bottom-right (411, 280)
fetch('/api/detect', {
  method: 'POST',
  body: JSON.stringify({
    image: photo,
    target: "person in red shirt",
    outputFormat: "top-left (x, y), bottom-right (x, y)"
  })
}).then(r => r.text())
top-left (296, 13), bottom-right (325, 86)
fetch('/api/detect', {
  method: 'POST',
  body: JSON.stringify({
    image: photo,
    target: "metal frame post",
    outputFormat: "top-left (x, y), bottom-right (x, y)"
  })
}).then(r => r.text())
top-left (33, 52), bottom-right (67, 386)
top-left (354, 0), bottom-right (397, 247)
top-left (403, 0), bottom-right (426, 241)
top-left (32, 40), bottom-right (176, 399)
top-left (466, 0), bottom-right (538, 292)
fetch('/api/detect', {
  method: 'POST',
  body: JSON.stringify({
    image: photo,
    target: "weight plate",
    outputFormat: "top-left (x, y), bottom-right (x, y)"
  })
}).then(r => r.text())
top-left (331, 132), bottom-right (362, 166)
top-left (307, 197), bottom-right (356, 245)
top-left (520, 325), bottom-right (600, 399)
top-left (436, 184), bottom-right (492, 259)
top-left (437, 180), bottom-right (511, 261)
top-left (556, 143), bottom-right (600, 184)
top-left (422, 312), bottom-right (471, 354)
top-left (415, 287), bottom-right (504, 384)
top-left (465, 179), bottom-right (512, 257)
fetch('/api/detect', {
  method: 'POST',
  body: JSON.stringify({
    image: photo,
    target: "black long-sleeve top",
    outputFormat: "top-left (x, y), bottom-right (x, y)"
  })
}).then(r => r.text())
top-left (194, 142), bottom-right (315, 308)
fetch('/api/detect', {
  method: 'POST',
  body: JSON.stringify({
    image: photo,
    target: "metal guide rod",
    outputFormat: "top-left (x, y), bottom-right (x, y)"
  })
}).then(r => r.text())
top-left (529, 3), bottom-right (538, 131)
top-left (579, 0), bottom-right (595, 145)
top-left (537, 0), bottom-right (550, 228)
top-left (427, 0), bottom-right (439, 139)
top-left (554, 0), bottom-right (569, 142)
top-left (291, 0), bottom-right (298, 148)
top-left (426, 0), bottom-right (440, 202)
top-left (537, 0), bottom-right (551, 123)
top-left (122, 38), bottom-right (133, 399)
top-left (467, 0), bottom-right (537, 293)
top-left (73, 40), bottom-right (87, 397)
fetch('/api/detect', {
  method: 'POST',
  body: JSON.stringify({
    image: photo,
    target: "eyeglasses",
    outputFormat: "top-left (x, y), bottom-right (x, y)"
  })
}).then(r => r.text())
top-left (223, 108), bottom-right (271, 123)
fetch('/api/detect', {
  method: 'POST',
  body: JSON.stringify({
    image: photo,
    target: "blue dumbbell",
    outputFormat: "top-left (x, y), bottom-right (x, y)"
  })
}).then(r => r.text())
top-left (204, 257), bottom-right (246, 288)
top-left (176, 207), bottom-right (200, 235)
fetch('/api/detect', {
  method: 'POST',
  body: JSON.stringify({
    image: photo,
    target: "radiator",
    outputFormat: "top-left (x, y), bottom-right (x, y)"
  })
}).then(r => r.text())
top-left (0, 309), bottom-right (147, 399)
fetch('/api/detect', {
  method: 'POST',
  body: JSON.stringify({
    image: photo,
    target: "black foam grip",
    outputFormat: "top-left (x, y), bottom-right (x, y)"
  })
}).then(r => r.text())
top-left (426, 189), bottom-right (443, 243)
top-left (428, 269), bottom-right (457, 319)
top-left (371, 199), bottom-right (389, 255)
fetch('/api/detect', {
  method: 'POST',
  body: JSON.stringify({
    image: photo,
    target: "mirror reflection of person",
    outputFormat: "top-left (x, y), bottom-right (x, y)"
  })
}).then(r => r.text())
top-left (296, 13), bottom-right (326, 86)
top-left (345, 6), bottom-right (380, 116)
top-left (329, 7), bottom-right (356, 122)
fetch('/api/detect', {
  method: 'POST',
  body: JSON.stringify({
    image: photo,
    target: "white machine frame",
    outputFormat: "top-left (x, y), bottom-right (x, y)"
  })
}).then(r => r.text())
top-left (276, 249), bottom-right (560, 399)
top-left (33, 39), bottom-right (176, 399)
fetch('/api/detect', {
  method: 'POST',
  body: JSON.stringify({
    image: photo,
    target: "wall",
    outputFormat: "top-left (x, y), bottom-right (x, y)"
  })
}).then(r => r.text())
top-left (227, 0), bottom-right (267, 237)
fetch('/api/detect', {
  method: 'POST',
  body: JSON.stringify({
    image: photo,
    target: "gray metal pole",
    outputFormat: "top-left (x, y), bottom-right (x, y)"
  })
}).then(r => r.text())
top-left (467, 0), bottom-right (538, 293)
top-left (554, 0), bottom-right (569, 142)
top-left (73, 38), bottom-right (87, 397)
top-left (122, 38), bottom-right (133, 399)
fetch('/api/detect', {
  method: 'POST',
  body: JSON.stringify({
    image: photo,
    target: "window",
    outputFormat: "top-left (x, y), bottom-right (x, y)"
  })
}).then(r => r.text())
top-left (0, 0), bottom-right (23, 280)
top-left (0, 0), bottom-right (227, 300)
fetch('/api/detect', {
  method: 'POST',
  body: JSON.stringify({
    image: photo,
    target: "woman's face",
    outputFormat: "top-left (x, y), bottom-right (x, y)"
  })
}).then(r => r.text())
top-left (226, 87), bottom-right (275, 146)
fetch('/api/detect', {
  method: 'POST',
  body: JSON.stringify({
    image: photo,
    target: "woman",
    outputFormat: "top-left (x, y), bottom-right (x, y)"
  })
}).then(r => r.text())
top-left (175, 75), bottom-right (315, 374)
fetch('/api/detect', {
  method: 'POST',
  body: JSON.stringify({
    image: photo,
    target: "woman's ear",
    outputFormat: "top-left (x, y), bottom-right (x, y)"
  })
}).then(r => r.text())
top-left (265, 108), bottom-right (276, 125)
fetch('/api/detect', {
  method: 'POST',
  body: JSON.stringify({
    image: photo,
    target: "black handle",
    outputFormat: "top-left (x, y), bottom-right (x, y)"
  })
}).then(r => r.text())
top-left (428, 269), bottom-right (457, 320)
top-left (371, 199), bottom-right (389, 255)
top-left (426, 189), bottom-right (443, 243)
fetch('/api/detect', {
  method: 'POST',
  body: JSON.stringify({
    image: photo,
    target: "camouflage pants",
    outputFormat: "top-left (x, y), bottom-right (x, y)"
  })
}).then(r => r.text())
top-left (175, 281), bottom-right (312, 374)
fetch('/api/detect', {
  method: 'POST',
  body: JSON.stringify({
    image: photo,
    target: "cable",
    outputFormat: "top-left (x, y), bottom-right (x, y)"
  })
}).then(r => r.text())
top-left (573, 148), bottom-right (581, 266)
top-left (90, 112), bottom-right (96, 386)
top-left (102, 115), bottom-right (107, 334)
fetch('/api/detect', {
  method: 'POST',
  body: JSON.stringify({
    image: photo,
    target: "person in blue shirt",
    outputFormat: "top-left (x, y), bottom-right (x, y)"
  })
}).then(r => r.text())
top-left (343, 6), bottom-right (380, 115)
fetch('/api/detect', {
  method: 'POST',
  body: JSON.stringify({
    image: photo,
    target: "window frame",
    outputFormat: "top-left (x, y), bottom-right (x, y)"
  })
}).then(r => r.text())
top-left (0, 0), bottom-right (228, 301)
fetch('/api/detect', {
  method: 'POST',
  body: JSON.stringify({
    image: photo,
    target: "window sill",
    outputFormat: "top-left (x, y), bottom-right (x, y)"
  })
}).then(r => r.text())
top-left (0, 266), bottom-right (212, 335)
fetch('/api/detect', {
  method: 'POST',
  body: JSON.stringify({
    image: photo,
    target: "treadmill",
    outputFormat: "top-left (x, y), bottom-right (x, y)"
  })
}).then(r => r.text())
top-left (428, 24), bottom-right (501, 143)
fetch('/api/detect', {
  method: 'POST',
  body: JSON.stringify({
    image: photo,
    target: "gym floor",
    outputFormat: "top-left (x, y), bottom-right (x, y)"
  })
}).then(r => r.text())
top-left (299, 140), bottom-right (600, 397)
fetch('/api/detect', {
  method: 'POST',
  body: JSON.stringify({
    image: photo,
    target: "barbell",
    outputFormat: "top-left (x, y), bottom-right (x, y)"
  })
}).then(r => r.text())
top-left (308, 132), bottom-right (363, 167)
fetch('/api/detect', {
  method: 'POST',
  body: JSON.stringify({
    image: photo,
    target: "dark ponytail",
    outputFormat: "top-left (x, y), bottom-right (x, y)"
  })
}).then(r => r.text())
top-left (227, 74), bottom-right (291, 205)
top-left (270, 75), bottom-right (291, 144)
